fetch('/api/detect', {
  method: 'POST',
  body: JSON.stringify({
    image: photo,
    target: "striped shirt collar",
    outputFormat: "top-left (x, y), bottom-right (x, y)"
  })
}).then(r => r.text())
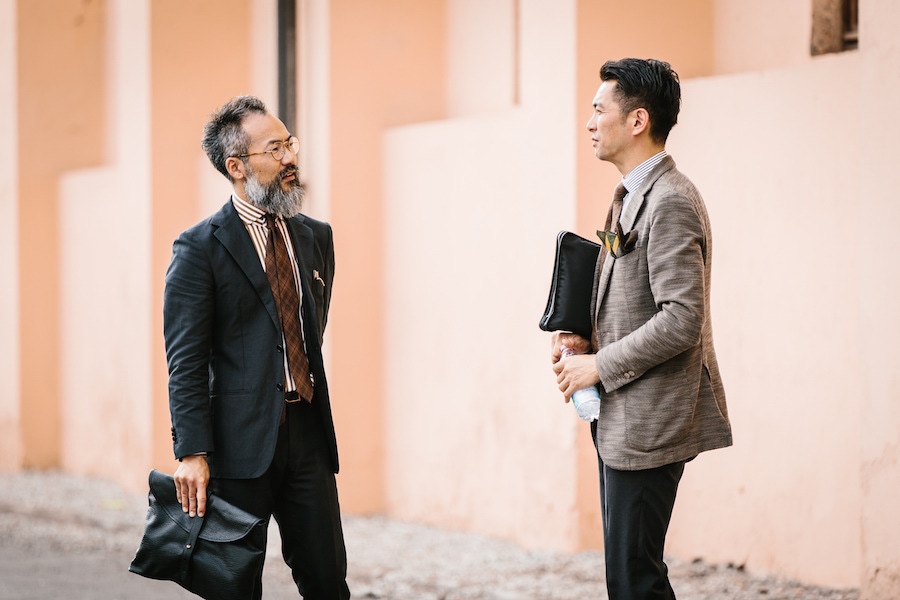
top-left (622, 150), bottom-right (667, 195)
top-left (232, 192), bottom-right (272, 226)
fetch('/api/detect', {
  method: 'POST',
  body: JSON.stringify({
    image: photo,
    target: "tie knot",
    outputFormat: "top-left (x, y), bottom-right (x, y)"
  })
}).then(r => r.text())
top-left (264, 214), bottom-right (277, 230)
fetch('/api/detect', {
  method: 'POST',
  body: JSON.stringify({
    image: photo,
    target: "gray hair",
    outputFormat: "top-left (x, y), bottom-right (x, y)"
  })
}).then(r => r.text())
top-left (201, 95), bottom-right (269, 181)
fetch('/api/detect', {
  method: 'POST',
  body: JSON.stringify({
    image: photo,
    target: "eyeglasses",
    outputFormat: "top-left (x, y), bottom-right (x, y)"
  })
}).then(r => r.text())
top-left (237, 136), bottom-right (300, 161)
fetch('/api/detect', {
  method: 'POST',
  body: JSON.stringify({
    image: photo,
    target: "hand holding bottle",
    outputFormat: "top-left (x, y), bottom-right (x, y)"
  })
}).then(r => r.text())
top-left (560, 346), bottom-right (600, 422)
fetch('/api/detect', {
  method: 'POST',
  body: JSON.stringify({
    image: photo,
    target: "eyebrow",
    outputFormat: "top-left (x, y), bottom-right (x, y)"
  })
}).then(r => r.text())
top-left (264, 135), bottom-right (293, 147)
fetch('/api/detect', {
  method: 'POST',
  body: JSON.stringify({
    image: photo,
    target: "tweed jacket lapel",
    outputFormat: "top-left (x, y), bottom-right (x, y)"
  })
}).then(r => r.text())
top-left (618, 155), bottom-right (676, 234)
top-left (592, 157), bottom-right (678, 324)
top-left (211, 201), bottom-right (280, 330)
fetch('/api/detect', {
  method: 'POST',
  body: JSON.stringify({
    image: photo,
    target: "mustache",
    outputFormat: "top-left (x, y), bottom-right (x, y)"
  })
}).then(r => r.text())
top-left (279, 166), bottom-right (298, 181)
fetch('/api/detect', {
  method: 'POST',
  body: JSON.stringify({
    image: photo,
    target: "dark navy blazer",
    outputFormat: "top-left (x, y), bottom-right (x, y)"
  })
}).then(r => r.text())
top-left (164, 200), bottom-right (338, 478)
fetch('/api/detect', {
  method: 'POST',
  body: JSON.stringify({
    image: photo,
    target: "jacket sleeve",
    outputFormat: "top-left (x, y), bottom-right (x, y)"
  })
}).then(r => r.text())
top-left (163, 230), bottom-right (216, 459)
top-left (595, 191), bottom-right (707, 393)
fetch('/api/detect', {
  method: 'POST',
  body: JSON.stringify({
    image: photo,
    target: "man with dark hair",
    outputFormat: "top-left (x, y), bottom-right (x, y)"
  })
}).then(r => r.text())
top-left (165, 95), bottom-right (350, 599)
top-left (551, 59), bottom-right (732, 599)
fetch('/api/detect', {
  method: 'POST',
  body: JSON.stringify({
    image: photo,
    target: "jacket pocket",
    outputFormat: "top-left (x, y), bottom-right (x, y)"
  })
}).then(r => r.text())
top-left (624, 365), bottom-right (696, 452)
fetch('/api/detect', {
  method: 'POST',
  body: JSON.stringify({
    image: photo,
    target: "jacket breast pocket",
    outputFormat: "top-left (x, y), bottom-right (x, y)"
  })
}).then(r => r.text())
top-left (615, 230), bottom-right (639, 258)
top-left (306, 267), bottom-right (328, 343)
top-left (310, 273), bottom-right (326, 309)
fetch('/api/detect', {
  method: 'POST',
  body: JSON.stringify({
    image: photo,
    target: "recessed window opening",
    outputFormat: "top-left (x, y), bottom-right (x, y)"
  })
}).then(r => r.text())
top-left (812, 0), bottom-right (859, 56)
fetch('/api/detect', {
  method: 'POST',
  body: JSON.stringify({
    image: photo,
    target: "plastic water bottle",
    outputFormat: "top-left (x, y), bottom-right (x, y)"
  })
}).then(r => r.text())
top-left (560, 346), bottom-right (600, 422)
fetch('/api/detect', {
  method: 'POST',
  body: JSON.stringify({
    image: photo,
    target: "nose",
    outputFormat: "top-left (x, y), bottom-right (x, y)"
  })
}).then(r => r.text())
top-left (281, 147), bottom-right (297, 165)
top-left (586, 114), bottom-right (596, 131)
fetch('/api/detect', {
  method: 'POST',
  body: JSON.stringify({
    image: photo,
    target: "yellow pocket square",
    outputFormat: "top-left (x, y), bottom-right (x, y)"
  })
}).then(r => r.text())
top-left (596, 227), bottom-right (638, 258)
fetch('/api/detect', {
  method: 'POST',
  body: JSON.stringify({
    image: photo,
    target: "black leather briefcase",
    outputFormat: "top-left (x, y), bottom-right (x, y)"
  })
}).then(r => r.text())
top-left (129, 469), bottom-right (267, 600)
top-left (539, 231), bottom-right (601, 340)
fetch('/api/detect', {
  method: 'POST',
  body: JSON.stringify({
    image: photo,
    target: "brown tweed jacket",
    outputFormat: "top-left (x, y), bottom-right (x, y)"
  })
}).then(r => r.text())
top-left (591, 155), bottom-right (732, 470)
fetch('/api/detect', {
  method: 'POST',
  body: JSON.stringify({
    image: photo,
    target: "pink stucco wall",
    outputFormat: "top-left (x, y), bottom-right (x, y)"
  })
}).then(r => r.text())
top-left (2, 0), bottom-right (899, 597)
top-left (857, 3), bottom-right (900, 597)
top-left (0, 0), bottom-right (21, 471)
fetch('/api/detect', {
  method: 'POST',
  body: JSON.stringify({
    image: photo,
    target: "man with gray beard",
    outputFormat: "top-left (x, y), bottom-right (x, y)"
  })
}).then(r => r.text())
top-left (163, 96), bottom-right (349, 599)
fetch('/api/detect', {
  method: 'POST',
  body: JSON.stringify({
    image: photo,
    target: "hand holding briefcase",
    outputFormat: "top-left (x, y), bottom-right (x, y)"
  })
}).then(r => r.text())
top-left (129, 469), bottom-right (267, 600)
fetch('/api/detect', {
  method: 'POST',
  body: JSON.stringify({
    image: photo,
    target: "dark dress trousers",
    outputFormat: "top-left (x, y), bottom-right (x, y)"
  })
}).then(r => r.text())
top-left (164, 200), bottom-right (348, 599)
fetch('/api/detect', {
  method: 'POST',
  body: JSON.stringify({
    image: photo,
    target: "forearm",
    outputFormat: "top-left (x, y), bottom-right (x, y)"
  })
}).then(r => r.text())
top-left (595, 302), bottom-right (702, 392)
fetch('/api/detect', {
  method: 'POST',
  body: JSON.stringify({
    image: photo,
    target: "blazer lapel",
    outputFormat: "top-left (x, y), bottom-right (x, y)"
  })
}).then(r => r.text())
top-left (285, 216), bottom-right (314, 301)
top-left (284, 215), bottom-right (321, 342)
top-left (593, 157), bottom-right (677, 320)
top-left (618, 156), bottom-right (675, 234)
top-left (593, 239), bottom-right (616, 318)
top-left (211, 201), bottom-right (280, 330)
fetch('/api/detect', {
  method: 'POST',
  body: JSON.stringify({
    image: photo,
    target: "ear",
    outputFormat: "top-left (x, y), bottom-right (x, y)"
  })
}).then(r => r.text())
top-left (631, 107), bottom-right (650, 137)
top-left (225, 156), bottom-right (246, 181)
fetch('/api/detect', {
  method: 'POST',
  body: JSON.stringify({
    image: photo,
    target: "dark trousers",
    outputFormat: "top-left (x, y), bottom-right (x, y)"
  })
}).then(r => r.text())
top-left (592, 423), bottom-right (684, 600)
top-left (212, 401), bottom-right (350, 600)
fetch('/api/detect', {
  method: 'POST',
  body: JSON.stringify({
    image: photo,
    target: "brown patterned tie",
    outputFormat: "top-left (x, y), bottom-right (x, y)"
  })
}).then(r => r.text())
top-left (264, 215), bottom-right (314, 403)
top-left (590, 185), bottom-right (627, 351)
top-left (597, 185), bottom-right (626, 275)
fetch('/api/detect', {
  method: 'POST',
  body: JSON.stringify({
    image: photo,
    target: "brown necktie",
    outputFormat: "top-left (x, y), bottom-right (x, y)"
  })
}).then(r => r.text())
top-left (264, 215), bottom-right (314, 403)
top-left (590, 184), bottom-right (627, 350)
top-left (597, 184), bottom-right (626, 275)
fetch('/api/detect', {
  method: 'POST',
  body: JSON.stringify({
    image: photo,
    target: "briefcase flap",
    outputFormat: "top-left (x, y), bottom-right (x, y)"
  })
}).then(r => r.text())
top-left (147, 469), bottom-right (264, 543)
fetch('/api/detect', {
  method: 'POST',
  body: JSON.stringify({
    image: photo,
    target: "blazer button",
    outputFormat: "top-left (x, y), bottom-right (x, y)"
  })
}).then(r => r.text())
top-left (276, 383), bottom-right (284, 392)
top-left (276, 345), bottom-right (284, 353)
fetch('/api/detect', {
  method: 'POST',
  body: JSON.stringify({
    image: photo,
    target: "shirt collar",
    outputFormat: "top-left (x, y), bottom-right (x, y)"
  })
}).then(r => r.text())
top-left (622, 150), bottom-right (667, 195)
top-left (231, 193), bottom-right (269, 226)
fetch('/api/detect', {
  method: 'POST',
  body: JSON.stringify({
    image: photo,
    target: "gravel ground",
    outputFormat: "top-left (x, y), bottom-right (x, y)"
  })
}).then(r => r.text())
top-left (0, 471), bottom-right (859, 600)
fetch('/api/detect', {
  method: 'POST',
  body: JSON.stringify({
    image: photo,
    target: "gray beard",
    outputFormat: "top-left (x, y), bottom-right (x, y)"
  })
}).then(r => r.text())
top-left (244, 168), bottom-right (305, 217)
